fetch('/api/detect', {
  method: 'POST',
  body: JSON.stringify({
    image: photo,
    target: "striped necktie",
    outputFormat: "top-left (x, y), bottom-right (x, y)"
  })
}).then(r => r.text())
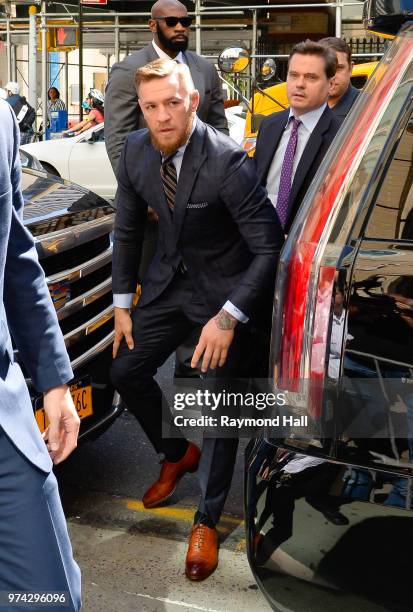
top-left (160, 155), bottom-right (177, 213)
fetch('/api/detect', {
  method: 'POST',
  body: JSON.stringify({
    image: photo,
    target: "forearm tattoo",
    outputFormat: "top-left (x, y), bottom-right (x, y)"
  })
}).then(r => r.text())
top-left (215, 309), bottom-right (237, 330)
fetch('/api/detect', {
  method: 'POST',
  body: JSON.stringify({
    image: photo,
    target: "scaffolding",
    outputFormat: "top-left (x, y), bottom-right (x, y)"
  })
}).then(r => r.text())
top-left (0, 1), bottom-right (380, 130)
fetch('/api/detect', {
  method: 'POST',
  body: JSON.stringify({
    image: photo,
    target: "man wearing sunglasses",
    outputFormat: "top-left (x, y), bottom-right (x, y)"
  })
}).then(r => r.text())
top-left (105, 0), bottom-right (228, 173)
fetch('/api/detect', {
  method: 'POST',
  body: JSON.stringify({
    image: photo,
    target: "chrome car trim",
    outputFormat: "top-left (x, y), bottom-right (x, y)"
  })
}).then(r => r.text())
top-left (70, 331), bottom-right (114, 370)
top-left (35, 215), bottom-right (113, 258)
top-left (56, 278), bottom-right (112, 321)
top-left (63, 305), bottom-right (113, 348)
top-left (78, 393), bottom-right (123, 441)
top-left (46, 247), bottom-right (112, 285)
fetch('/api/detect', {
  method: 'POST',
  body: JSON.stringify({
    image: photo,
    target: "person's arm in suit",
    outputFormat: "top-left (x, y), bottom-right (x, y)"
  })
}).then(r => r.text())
top-left (221, 148), bottom-right (283, 315)
top-left (192, 148), bottom-right (283, 372)
top-left (4, 105), bottom-right (79, 462)
top-left (111, 135), bottom-right (148, 356)
top-left (205, 62), bottom-right (229, 135)
top-left (105, 58), bottom-right (140, 173)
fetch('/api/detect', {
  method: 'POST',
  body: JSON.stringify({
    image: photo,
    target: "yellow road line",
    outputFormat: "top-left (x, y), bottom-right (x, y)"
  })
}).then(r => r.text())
top-left (124, 498), bottom-right (243, 533)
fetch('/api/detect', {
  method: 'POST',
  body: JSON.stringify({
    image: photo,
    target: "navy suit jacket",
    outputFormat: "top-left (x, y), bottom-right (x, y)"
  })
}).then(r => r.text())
top-left (113, 119), bottom-right (284, 324)
top-left (331, 84), bottom-right (359, 123)
top-left (0, 99), bottom-right (73, 472)
top-left (254, 106), bottom-right (340, 232)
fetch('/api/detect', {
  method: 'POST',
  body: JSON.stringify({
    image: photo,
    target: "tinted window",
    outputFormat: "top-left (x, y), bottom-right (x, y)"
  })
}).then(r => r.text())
top-left (94, 126), bottom-right (105, 142)
top-left (366, 116), bottom-right (413, 240)
top-left (351, 75), bottom-right (368, 89)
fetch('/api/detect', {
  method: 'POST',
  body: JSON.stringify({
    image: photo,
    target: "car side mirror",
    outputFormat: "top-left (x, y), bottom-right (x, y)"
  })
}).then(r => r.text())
top-left (218, 47), bottom-right (250, 74)
top-left (260, 59), bottom-right (277, 81)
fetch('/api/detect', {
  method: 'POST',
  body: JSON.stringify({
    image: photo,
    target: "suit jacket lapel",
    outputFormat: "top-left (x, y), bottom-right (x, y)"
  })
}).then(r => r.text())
top-left (173, 120), bottom-right (207, 242)
top-left (259, 110), bottom-right (289, 182)
top-left (144, 43), bottom-right (160, 63)
top-left (184, 53), bottom-right (206, 109)
top-left (289, 107), bottom-right (331, 206)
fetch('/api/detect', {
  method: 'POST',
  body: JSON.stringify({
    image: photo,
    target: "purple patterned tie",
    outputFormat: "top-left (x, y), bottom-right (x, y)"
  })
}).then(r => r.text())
top-left (276, 116), bottom-right (301, 228)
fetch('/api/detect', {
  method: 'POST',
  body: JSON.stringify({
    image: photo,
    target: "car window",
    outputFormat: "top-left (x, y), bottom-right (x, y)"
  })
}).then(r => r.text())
top-left (94, 127), bottom-right (105, 142)
top-left (351, 75), bottom-right (368, 89)
top-left (366, 115), bottom-right (413, 240)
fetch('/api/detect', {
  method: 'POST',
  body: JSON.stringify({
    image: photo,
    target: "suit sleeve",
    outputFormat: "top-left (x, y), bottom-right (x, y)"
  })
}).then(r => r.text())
top-left (253, 114), bottom-right (270, 176)
top-left (4, 106), bottom-right (73, 392)
top-left (105, 60), bottom-right (140, 173)
top-left (112, 137), bottom-right (148, 294)
top-left (205, 63), bottom-right (229, 136)
top-left (219, 150), bottom-right (284, 317)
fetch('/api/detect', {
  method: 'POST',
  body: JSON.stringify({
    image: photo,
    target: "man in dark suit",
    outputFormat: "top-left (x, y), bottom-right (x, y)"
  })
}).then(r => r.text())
top-left (105, 0), bottom-right (228, 172)
top-left (254, 40), bottom-right (341, 233)
top-left (105, 0), bottom-right (228, 377)
top-left (110, 58), bottom-right (283, 580)
top-left (319, 37), bottom-right (360, 123)
top-left (0, 99), bottom-right (81, 609)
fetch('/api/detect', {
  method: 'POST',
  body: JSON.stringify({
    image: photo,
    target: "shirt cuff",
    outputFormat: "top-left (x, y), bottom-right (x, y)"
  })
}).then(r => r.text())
top-left (113, 293), bottom-right (134, 308)
top-left (223, 301), bottom-right (249, 323)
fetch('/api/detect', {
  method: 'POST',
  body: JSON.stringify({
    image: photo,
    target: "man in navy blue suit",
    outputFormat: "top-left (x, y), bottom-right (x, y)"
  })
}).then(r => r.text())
top-left (0, 99), bottom-right (81, 610)
top-left (254, 40), bottom-right (341, 233)
top-left (110, 58), bottom-right (284, 581)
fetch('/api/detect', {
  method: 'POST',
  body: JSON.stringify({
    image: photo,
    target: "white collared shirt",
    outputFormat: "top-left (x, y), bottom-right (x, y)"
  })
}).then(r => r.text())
top-left (266, 103), bottom-right (327, 208)
top-left (152, 40), bottom-right (185, 64)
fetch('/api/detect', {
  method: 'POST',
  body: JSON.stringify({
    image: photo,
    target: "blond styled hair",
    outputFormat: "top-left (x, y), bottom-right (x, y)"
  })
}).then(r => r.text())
top-left (135, 58), bottom-right (195, 94)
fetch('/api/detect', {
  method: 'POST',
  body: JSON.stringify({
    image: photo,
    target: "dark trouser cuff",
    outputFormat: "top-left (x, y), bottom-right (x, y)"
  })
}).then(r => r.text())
top-left (193, 510), bottom-right (215, 529)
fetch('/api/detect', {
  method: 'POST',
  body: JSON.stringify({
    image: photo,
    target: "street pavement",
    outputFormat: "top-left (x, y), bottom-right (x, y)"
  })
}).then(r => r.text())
top-left (56, 409), bottom-right (271, 612)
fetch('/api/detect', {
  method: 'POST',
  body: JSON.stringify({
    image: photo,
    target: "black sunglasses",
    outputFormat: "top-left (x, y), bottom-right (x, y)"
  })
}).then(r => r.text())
top-left (156, 16), bottom-right (193, 28)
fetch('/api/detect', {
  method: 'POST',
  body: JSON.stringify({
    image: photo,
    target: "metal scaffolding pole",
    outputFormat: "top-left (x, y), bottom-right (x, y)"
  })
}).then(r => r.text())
top-left (28, 5), bottom-right (37, 110)
top-left (195, 0), bottom-right (201, 55)
top-left (65, 52), bottom-right (69, 110)
top-left (11, 44), bottom-right (17, 82)
top-left (251, 9), bottom-right (257, 85)
top-left (40, 1), bottom-right (47, 135)
top-left (114, 15), bottom-right (120, 63)
top-left (335, 2), bottom-right (342, 37)
top-left (6, 14), bottom-right (11, 82)
top-left (79, 1), bottom-right (83, 120)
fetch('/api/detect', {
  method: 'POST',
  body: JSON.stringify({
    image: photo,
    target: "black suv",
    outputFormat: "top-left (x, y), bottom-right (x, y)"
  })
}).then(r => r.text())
top-left (20, 151), bottom-right (122, 440)
top-left (245, 3), bottom-right (413, 610)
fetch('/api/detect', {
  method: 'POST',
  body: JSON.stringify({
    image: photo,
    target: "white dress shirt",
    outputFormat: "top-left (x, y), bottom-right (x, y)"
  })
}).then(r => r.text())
top-left (113, 116), bottom-right (247, 322)
top-left (152, 40), bottom-right (185, 64)
top-left (266, 103), bottom-right (327, 209)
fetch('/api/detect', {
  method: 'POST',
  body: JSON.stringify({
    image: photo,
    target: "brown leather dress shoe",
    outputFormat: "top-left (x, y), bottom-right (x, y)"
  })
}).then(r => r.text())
top-left (142, 442), bottom-right (200, 509)
top-left (185, 524), bottom-right (218, 581)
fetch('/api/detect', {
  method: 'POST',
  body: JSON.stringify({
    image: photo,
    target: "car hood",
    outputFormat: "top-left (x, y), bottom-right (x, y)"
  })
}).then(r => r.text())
top-left (22, 168), bottom-right (114, 239)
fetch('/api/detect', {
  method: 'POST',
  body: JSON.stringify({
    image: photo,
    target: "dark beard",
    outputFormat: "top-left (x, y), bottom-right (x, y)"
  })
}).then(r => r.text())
top-left (156, 23), bottom-right (188, 53)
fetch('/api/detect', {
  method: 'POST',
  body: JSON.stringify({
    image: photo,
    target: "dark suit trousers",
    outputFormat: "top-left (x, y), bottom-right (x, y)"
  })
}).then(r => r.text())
top-left (0, 429), bottom-right (81, 611)
top-left (111, 272), bottom-right (267, 526)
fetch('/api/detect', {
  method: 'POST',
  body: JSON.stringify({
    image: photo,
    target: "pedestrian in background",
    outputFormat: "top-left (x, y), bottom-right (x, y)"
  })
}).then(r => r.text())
top-left (254, 40), bottom-right (340, 233)
top-left (5, 81), bottom-right (36, 144)
top-left (319, 37), bottom-right (359, 122)
top-left (47, 86), bottom-right (66, 113)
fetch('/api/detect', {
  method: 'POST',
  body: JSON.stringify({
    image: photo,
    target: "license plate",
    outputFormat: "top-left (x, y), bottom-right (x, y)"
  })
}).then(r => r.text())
top-left (35, 376), bottom-right (93, 434)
